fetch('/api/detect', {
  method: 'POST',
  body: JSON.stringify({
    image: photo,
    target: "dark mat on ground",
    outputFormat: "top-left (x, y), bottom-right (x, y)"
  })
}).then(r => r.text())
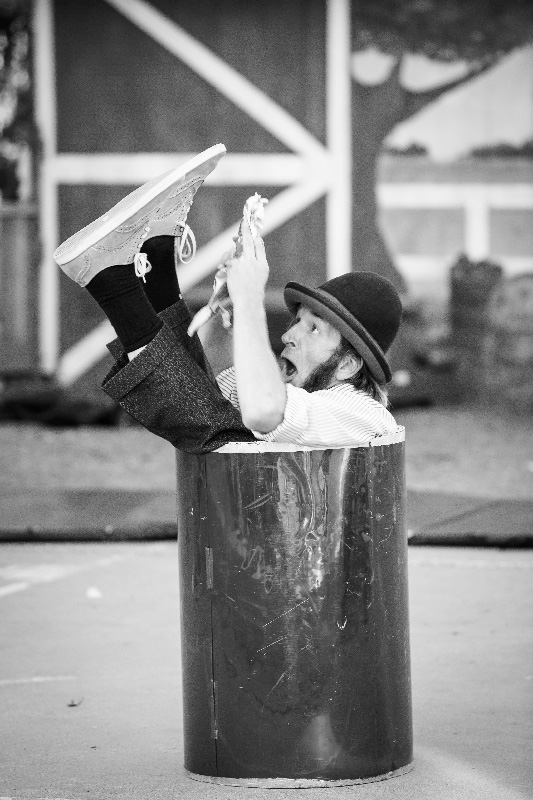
top-left (408, 490), bottom-right (533, 535)
top-left (0, 489), bottom-right (531, 544)
top-left (0, 490), bottom-right (177, 538)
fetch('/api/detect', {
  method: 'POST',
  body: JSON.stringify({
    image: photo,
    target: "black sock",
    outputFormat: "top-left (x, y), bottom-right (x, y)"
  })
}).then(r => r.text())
top-left (86, 264), bottom-right (163, 353)
top-left (140, 236), bottom-right (182, 313)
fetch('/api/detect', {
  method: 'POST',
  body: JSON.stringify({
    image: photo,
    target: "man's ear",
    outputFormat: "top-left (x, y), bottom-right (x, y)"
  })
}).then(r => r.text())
top-left (335, 352), bottom-right (362, 381)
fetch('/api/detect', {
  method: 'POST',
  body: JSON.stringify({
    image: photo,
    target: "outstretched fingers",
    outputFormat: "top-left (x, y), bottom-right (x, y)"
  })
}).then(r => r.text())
top-left (240, 212), bottom-right (256, 255)
top-left (240, 214), bottom-right (267, 266)
top-left (254, 234), bottom-right (267, 264)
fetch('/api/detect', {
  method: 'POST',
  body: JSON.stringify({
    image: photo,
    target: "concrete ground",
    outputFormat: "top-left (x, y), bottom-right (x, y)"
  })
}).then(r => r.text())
top-left (0, 542), bottom-right (532, 800)
top-left (0, 404), bottom-right (532, 797)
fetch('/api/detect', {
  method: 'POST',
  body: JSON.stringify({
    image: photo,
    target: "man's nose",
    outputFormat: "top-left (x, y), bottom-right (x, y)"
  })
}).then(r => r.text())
top-left (281, 325), bottom-right (297, 346)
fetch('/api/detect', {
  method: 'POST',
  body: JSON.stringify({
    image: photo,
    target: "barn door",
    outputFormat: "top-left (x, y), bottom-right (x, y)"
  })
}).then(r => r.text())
top-left (33, 0), bottom-right (351, 387)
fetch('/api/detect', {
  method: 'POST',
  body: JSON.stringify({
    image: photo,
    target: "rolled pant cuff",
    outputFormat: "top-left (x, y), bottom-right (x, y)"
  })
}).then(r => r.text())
top-left (106, 298), bottom-right (191, 362)
top-left (103, 323), bottom-right (178, 401)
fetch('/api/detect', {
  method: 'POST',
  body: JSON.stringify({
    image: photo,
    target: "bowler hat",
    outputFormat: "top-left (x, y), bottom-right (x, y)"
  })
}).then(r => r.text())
top-left (284, 272), bottom-right (402, 383)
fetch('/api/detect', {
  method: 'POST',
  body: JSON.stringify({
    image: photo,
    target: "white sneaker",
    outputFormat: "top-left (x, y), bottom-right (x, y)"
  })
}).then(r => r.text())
top-left (53, 143), bottom-right (226, 286)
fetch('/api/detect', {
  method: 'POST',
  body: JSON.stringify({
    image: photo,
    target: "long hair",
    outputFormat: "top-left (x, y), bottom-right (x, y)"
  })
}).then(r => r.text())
top-left (338, 338), bottom-right (389, 407)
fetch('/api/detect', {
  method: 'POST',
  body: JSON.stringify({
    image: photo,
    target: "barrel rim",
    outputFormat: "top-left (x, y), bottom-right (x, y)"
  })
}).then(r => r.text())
top-left (185, 760), bottom-right (414, 787)
top-left (213, 427), bottom-right (405, 453)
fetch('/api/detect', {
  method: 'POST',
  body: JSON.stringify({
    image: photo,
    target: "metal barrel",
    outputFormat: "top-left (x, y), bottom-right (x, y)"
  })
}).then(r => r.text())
top-left (176, 432), bottom-right (413, 787)
top-left (450, 255), bottom-right (503, 397)
top-left (484, 273), bottom-right (533, 413)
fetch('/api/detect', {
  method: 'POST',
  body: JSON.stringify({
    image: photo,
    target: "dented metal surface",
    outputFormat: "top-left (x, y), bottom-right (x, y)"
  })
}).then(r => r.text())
top-left (176, 444), bottom-right (412, 782)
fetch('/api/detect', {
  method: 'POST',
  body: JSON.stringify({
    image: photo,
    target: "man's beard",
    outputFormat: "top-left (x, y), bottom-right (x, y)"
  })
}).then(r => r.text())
top-left (301, 345), bottom-right (343, 392)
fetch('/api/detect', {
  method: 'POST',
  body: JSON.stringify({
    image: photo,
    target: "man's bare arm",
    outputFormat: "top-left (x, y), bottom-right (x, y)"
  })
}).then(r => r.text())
top-left (197, 312), bottom-right (234, 376)
top-left (226, 218), bottom-right (286, 433)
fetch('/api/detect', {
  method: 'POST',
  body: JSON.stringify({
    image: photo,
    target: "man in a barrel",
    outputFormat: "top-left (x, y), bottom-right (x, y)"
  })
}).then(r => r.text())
top-left (54, 146), bottom-right (402, 451)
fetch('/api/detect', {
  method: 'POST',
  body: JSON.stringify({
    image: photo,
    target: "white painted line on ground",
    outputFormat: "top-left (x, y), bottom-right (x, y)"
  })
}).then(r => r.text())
top-left (0, 676), bottom-right (76, 686)
top-left (0, 545), bottom-right (169, 600)
top-left (0, 582), bottom-right (30, 597)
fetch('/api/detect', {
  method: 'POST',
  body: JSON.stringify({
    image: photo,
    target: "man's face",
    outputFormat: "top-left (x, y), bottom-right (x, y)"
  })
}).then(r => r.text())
top-left (279, 306), bottom-right (342, 389)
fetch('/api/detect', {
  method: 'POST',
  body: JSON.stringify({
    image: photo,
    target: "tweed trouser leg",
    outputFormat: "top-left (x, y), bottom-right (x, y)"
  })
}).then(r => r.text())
top-left (102, 299), bottom-right (256, 453)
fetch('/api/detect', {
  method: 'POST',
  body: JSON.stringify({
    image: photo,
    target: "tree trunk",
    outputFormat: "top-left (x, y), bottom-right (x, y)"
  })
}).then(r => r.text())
top-left (350, 57), bottom-right (494, 295)
top-left (351, 75), bottom-right (409, 294)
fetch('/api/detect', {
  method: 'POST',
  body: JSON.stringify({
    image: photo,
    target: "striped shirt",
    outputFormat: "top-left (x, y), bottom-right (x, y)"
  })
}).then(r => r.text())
top-left (216, 367), bottom-right (400, 448)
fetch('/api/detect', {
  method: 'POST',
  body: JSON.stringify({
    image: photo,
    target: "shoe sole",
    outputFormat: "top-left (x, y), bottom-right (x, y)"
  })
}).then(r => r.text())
top-left (53, 143), bottom-right (226, 267)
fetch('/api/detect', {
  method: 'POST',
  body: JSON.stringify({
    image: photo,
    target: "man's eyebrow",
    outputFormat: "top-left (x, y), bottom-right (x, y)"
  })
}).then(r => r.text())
top-left (305, 309), bottom-right (323, 323)
top-left (285, 309), bottom-right (324, 331)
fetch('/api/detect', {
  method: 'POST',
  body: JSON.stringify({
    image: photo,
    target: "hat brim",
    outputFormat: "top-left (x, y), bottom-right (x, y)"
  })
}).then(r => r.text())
top-left (284, 282), bottom-right (392, 383)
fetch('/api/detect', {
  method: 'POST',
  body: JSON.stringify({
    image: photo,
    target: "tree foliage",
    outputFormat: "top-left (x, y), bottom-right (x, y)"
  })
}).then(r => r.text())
top-left (0, 0), bottom-right (31, 199)
top-left (0, 0), bottom-right (31, 140)
top-left (352, 0), bottom-right (533, 64)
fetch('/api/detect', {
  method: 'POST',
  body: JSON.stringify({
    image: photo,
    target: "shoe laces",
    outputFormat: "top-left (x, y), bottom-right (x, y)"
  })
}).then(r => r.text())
top-left (177, 224), bottom-right (196, 264)
top-left (133, 224), bottom-right (196, 281)
top-left (134, 252), bottom-right (152, 283)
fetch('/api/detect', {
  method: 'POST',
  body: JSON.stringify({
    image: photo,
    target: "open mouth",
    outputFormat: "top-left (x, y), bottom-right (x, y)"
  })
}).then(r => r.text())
top-left (279, 356), bottom-right (297, 382)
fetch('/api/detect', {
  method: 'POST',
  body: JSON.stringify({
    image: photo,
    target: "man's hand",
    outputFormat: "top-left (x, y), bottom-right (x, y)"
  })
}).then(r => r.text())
top-left (225, 215), bottom-right (269, 305)
top-left (224, 216), bottom-right (286, 433)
